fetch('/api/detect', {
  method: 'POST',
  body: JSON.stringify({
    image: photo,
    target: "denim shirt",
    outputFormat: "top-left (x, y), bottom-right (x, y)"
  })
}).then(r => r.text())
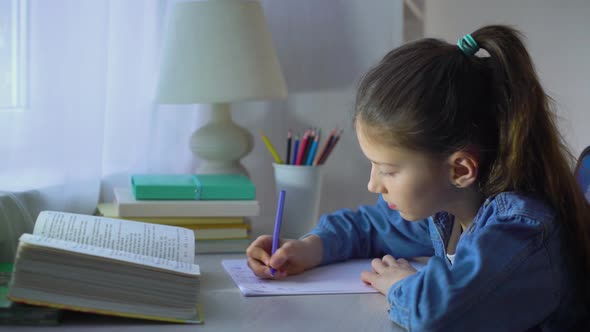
top-left (308, 192), bottom-right (585, 331)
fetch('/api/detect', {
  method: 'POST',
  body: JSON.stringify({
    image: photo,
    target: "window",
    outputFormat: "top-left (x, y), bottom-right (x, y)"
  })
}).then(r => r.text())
top-left (0, 0), bottom-right (27, 111)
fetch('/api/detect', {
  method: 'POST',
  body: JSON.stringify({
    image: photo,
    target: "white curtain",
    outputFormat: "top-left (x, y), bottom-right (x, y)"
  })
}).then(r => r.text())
top-left (0, 0), bottom-right (204, 260)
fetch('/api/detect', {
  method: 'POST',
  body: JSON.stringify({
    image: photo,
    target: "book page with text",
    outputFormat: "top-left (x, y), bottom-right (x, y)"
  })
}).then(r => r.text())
top-left (32, 211), bottom-right (194, 264)
top-left (18, 234), bottom-right (199, 275)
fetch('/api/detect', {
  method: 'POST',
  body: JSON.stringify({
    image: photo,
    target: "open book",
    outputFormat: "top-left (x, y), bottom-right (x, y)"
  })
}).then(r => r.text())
top-left (8, 211), bottom-right (202, 324)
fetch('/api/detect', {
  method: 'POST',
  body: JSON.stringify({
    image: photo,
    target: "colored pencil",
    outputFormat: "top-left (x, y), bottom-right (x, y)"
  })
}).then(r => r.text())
top-left (270, 190), bottom-right (286, 276)
top-left (306, 129), bottom-right (321, 165)
top-left (295, 129), bottom-right (311, 165)
top-left (319, 129), bottom-right (342, 164)
top-left (259, 130), bottom-right (283, 164)
top-left (314, 128), bottom-right (337, 165)
top-left (286, 129), bottom-right (292, 165)
top-left (301, 129), bottom-right (315, 164)
top-left (291, 135), bottom-right (300, 165)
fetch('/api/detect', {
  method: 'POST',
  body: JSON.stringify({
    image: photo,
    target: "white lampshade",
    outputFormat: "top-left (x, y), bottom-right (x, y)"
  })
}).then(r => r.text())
top-left (157, 0), bottom-right (287, 103)
top-left (156, 0), bottom-right (287, 176)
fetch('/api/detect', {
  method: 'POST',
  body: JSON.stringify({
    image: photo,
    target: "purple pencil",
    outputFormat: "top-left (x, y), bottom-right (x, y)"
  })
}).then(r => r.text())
top-left (270, 190), bottom-right (286, 276)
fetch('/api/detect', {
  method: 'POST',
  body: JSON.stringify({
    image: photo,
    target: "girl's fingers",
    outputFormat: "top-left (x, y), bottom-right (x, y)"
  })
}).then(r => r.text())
top-left (371, 257), bottom-right (387, 273)
top-left (372, 255), bottom-right (398, 273)
top-left (247, 237), bottom-right (308, 279)
top-left (246, 235), bottom-right (276, 278)
top-left (360, 270), bottom-right (377, 286)
top-left (246, 235), bottom-right (273, 263)
top-left (268, 242), bottom-right (292, 270)
top-left (381, 255), bottom-right (397, 267)
top-left (271, 267), bottom-right (289, 279)
top-left (396, 258), bottom-right (411, 268)
top-left (246, 256), bottom-right (273, 278)
top-left (248, 234), bottom-right (274, 251)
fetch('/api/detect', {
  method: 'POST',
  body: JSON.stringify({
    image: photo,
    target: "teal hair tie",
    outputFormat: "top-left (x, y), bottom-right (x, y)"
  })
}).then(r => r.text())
top-left (457, 34), bottom-right (479, 56)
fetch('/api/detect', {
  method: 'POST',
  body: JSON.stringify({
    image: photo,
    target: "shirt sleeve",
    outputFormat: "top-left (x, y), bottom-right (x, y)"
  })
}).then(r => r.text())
top-left (386, 214), bottom-right (557, 331)
top-left (307, 195), bottom-right (434, 265)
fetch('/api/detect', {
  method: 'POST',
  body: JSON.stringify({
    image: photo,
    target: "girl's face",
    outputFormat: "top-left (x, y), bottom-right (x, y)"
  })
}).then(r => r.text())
top-left (356, 122), bottom-right (455, 221)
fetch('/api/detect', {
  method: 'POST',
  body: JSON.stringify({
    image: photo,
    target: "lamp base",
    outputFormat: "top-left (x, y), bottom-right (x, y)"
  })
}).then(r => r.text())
top-left (190, 103), bottom-right (253, 177)
top-left (196, 160), bottom-right (249, 176)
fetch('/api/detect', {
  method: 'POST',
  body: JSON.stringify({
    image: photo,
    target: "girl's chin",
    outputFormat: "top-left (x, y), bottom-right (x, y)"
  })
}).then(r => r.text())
top-left (398, 211), bottom-right (426, 222)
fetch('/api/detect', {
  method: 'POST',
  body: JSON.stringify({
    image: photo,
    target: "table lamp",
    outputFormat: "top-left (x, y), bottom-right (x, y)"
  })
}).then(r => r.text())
top-left (156, 0), bottom-right (287, 176)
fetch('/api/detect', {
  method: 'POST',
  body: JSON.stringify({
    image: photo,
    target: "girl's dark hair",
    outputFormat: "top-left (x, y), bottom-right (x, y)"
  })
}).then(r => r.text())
top-left (354, 25), bottom-right (590, 304)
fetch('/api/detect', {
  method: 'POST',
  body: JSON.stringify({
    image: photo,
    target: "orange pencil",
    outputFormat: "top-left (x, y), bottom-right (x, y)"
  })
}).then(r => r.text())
top-left (319, 129), bottom-right (342, 165)
top-left (314, 128), bottom-right (337, 165)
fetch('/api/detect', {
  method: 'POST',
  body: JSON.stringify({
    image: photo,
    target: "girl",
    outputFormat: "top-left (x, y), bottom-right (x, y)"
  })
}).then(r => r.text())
top-left (247, 25), bottom-right (590, 331)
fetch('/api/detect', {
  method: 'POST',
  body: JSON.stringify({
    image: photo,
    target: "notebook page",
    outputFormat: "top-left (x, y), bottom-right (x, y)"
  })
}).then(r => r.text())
top-left (222, 259), bottom-right (376, 296)
top-left (223, 259), bottom-right (427, 296)
top-left (33, 211), bottom-right (194, 264)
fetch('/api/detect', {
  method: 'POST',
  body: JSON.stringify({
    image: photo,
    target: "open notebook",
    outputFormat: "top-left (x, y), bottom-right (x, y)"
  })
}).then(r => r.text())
top-left (222, 259), bottom-right (426, 296)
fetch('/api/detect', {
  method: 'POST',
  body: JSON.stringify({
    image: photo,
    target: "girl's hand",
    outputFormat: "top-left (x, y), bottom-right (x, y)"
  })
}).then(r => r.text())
top-left (360, 255), bottom-right (418, 295)
top-left (246, 234), bottom-right (323, 279)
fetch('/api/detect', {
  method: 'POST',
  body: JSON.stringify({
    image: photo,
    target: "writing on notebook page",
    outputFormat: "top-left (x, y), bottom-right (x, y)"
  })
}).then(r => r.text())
top-left (222, 259), bottom-right (427, 296)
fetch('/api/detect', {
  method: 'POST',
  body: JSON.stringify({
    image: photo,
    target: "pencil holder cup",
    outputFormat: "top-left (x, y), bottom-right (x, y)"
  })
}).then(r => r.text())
top-left (272, 163), bottom-right (324, 239)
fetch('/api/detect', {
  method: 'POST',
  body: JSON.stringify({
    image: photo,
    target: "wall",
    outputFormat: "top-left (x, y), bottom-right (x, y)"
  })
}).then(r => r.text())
top-left (231, 0), bottom-right (404, 236)
top-left (423, 0), bottom-right (590, 157)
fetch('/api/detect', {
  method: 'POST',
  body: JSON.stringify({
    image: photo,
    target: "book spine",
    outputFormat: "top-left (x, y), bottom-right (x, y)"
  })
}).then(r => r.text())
top-left (132, 174), bottom-right (255, 200)
top-left (115, 217), bottom-right (245, 226)
top-left (116, 202), bottom-right (260, 217)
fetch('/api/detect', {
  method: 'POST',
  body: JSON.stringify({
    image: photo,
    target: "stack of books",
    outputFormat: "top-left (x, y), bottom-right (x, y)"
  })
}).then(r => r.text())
top-left (97, 174), bottom-right (259, 254)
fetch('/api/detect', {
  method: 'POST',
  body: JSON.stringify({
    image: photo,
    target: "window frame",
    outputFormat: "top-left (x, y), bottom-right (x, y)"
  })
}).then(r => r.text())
top-left (0, 0), bottom-right (28, 112)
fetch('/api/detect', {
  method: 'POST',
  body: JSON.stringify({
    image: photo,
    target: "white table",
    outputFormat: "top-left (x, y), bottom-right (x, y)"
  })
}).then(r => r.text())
top-left (5, 254), bottom-right (405, 332)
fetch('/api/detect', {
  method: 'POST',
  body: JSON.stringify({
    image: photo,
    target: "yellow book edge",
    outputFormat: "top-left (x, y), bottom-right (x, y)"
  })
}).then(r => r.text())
top-left (8, 296), bottom-right (203, 324)
top-left (195, 235), bottom-right (250, 241)
top-left (182, 223), bottom-right (250, 230)
top-left (97, 203), bottom-right (244, 225)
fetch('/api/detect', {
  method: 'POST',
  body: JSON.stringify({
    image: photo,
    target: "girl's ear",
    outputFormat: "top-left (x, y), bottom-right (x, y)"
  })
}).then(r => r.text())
top-left (448, 149), bottom-right (479, 188)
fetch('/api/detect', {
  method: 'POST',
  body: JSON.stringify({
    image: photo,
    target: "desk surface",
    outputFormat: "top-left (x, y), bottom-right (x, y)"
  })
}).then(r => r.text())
top-left (6, 254), bottom-right (404, 332)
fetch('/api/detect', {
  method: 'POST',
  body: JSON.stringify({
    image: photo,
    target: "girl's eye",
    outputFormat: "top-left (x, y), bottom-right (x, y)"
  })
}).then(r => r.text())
top-left (379, 171), bottom-right (397, 177)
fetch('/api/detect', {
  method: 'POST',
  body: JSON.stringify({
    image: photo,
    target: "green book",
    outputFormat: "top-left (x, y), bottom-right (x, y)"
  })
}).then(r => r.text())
top-left (131, 174), bottom-right (256, 200)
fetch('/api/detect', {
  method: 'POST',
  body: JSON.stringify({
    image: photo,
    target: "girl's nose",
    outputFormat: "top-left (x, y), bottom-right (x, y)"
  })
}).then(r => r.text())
top-left (367, 167), bottom-right (386, 194)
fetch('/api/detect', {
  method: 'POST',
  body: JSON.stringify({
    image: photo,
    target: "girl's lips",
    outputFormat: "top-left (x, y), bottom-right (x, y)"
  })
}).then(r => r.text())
top-left (388, 203), bottom-right (397, 209)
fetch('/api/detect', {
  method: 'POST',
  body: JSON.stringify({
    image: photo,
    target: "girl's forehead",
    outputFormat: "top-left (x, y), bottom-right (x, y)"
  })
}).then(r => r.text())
top-left (356, 127), bottom-right (411, 161)
top-left (355, 122), bottom-right (442, 165)
top-left (355, 121), bottom-right (388, 143)
top-left (356, 121), bottom-right (401, 151)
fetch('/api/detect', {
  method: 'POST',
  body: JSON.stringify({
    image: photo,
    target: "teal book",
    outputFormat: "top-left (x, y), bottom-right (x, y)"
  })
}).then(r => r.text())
top-left (131, 174), bottom-right (256, 200)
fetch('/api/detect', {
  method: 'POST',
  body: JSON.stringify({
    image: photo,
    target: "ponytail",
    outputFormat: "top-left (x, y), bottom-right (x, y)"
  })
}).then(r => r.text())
top-left (472, 25), bottom-right (590, 303)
